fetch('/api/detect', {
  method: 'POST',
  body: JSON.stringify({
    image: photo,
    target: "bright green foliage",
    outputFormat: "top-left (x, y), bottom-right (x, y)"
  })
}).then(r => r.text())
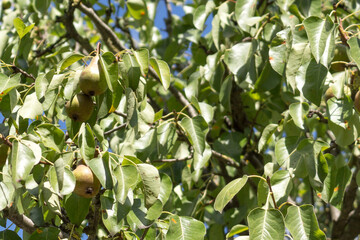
top-left (1, 0), bottom-right (360, 239)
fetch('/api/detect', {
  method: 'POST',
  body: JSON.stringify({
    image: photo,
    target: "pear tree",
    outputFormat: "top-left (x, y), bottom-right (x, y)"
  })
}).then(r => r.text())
top-left (1, 0), bottom-right (360, 239)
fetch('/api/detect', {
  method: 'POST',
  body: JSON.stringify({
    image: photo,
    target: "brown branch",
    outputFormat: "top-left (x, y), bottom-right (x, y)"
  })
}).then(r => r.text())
top-left (77, 2), bottom-right (126, 53)
top-left (0, 134), bottom-right (12, 147)
top-left (11, 65), bottom-right (36, 81)
top-left (307, 110), bottom-right (328, 123)
top-left (331, 167), bottom-right (359, 238)
top-left (104, 123), bottom-right (126, 135)
top-left (164, 0), bottom-right (173, 37)
top-left (266, 176), bottom-right (278, 209)
top-left (211, 150), bottom-right (240, 168)
top-left (62, 1), bottom-right (93, 54)
top-left (113, 110), bottom-right (127, 118)
top-left (152, 154), bottom-right (192, 163)
top-left (34, 34), bottom-right (68, 58)
top-left (3, 208), bottom-right (36, 234)
top-left (115, 18), bottom-right (137, 49)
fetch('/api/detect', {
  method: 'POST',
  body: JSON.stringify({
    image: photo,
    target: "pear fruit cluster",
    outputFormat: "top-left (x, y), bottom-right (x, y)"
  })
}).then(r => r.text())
top-left (65, 43), bottom-right (108, 122)
top-left (72, 164), bottom-right (100, 198)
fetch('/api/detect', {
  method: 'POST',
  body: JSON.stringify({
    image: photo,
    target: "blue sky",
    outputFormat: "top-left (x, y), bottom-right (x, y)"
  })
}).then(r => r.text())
top-left (1, 0), bottom-right (214, 238)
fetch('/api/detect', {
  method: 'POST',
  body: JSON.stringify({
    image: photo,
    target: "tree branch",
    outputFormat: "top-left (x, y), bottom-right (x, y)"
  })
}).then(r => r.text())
top-left (77, 2), bottom-right (126, 53)
top-left (113, 110), bottom-right (127, 118)
top-left (104, 123), bottom-right (126, 135)
top-left (34, 34), bottom-right (68, 58)
top-left (164, 0), bottom-right (173, 37)
top-left (11, 65), bottom-right (36, 81)
top-left (152, 154), bottom-right (192, 163)
top-left (62, 2), bottom-right (93, 54)
top-left (3, 208), bottom-right (36, 234)
top-left (331, 167), bottom-right (359, 238)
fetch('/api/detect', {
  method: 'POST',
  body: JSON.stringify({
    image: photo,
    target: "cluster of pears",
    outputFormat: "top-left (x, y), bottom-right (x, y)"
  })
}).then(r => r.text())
top-left (65, 44), bottom-right (107, 122)
top-left (72, 162), bottom-right (100, 198)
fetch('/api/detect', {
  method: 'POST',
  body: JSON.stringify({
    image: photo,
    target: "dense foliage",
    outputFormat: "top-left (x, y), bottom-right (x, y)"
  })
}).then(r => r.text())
top-left (2, 0), bottom-right (360, 239)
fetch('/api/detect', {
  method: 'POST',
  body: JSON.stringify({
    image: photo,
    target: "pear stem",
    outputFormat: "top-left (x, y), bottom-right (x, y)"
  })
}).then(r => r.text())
top-left (96, 42), bottom-right (101, 55)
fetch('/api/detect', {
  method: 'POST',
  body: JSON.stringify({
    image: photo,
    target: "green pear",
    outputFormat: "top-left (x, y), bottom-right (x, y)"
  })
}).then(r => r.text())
top-left (65, 93), bottom-right (94, 122)
top-left (79, 55), bottom-right (108, 96)
top-left (72, 164), bottom-right (100, 198)
top-left (355, 91), bottom-right (360, 113)
top-left (324, 87), bottom-right (335, 102)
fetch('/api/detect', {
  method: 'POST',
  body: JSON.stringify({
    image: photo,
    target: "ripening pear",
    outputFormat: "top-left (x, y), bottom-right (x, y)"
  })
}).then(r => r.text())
top-left (65, 93), bottom-right (94, 122)
top-left (79, 54), bottom-right (108, 96)
top-left (324, 87), bottom-right (335, 102)
top-left (72, 164), bottom-right (100, 198)
top-left (355, 91), bottom-right (360, 113)
top-left (0, 144), bottom-right (10, 168)
top-left (331, 44), bottom-right (350, 72)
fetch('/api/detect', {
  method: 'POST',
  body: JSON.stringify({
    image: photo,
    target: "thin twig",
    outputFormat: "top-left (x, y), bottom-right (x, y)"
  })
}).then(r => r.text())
top-left (307, 110), bottom-right (328, 123)
top-left (34, 34), bottom-right (68, 58)
top-left (104, 123), bottom-right (126, 135)
top-left (266, 176), bottom-right (278, 209)
top-left (152, 154), bottom-right (192, 163)
top-left (11, 65), bottom-right (36, 81)
top-left (113, 110), bottom-right (127, 118)
top-left (211, 150), bottom-right (240, 168)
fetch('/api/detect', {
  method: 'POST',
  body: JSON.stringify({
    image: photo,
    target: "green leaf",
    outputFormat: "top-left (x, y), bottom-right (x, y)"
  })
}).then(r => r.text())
top-left (303, 16), bottom-right (335, 63)
top-left (123, 53), bottom-right (141, 91)
top-left (268, 28), bottom-right (291, 76)
top-left (158, 173), bottom-right (172, 205)
top-left (180, 116), bottom-right (208, 155)
top-left (275, 136), bottom-right (299, 167)
top-left (33, 0), bottom-right (51, 14)
top-left (211, 15), bottom-right (221, 50)
top-left (35, 70), bottom-right (55, 103)
top-left (64, 193), bottom-right (91, 225)
top-left (248, 208), bottom-right (285, 240)
top-left (127, 0), bottom-right (146, 19)
top-left (214, 175), bottom-right (248, 213)
top-left (303, 59), bottom-right (327, 106)
top-left (0, 230), bottom-right (21, 240)
top-left (0, 182), bottom-right (15, 211)
top-left (289, 102), bottom-right (310, 130)
top-left (193, 2), bottom-right (215, 31)
top-left (13, 17), bottom-right (34, 39)
top-left (271, 170), bottom-right (293, 205)
top-left (28, 227), bottom-right (60, 240)
top-left (150, 58), bottom-right (171, 90)
top-left (226, 225), bottom-right (249, 239)
top-left (125, 88), bottom-right (138, 128)
top-left (258, 124), bottom-right (277, 152)
top-left (193, 143), bottom-right (212, 171)
top-left (57, 53), bottom-right (84, 72)
top-left (11, 140), bottom-right (41, 184)
top-left (0, 73), bottom-right (21, 97)
top-left (219, 75), bottom-right (232, 111)
top-left (79, 123), bottom-right (95, 161)
top-left (165, 215), bottom-right (206, 240)
top-left (348, 37), bottom-right (360, 69)
top-left (285, 205), bottom-right (326, 240)
top-left (101, 52), bottom-right (119, 94)
top-left (137, 163), bottom-right (161, 208)
top-left (224, 41), bottom-right (256, 78)
top-left (18, 92), bottom-right (43, 119)
top-left (88, 153), bottom-right (113, 189)
top-left (101, 191), bottom-right (131, 236)
top-left (320, 154), bottom-right (352, 208)
top-left (134, 48), bottom-right (149, 76)
top-left (35, 124), bottom-right (65, 152)
top-left (113, 164), bottom-right (138, 204)
top-left (255, 61), bottom-right (282, 91)
top-left (235, 0), bottom-right (258, 32)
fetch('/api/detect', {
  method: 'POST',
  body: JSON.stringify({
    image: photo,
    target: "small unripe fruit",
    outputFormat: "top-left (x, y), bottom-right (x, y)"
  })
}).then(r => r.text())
top-left (72, 164), bottom-right (100, 198)
top-left (355, 91), bottom-right (360, 113)
top-left (65, 93), bottom-right (94, 122)
top-left (324, 87), bottom-right (335, 102)
top-left (79, 55), bottom-right (108, 96)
